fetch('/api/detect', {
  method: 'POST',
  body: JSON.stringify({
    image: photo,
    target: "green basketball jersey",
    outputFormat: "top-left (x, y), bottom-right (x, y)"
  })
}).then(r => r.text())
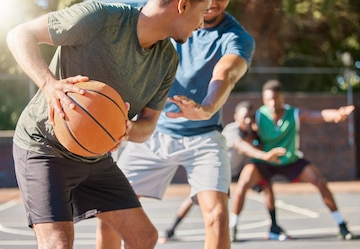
top-left (255, 104), bottom-right (302, 166)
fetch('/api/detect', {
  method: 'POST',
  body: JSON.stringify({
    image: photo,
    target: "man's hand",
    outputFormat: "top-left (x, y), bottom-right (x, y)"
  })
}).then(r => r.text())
top-left (334, 105), bottom-right (355, 123)
top-left (111, 103), bottom-right (131, 152)
top-left (44, 75), bottom-right (89, 124)
top-left (165, 95), bottom-right (211, 120)
top-left (262, 147), bottom-right (286, 163)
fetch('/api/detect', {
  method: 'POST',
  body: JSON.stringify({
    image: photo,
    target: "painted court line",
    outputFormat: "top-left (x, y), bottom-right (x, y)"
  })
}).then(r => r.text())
top-left (247, 194), bottom-right (319, 218)
top-left (275, 200), bottom-right (319, 218)
top-left (0, 200), bottom-right (18, 212)
top-left (0, 223), bottom-right (34, 236)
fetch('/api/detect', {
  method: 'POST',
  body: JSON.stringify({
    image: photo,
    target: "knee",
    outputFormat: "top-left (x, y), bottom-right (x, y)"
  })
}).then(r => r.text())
top-left (237, 165), bottom-right (259, 186)
top-left (313, 176), bottom-right (328, 190)
top-left (141, 223), bottom-right (158, 248)
top-left (125, 223), bottom-right (158, 249)
top-left (203, 205), bottom-right (228, 228)
top-left (34, 223), bottom-right (74, 249)
top-left (235, 176), bottom-right (253, 194)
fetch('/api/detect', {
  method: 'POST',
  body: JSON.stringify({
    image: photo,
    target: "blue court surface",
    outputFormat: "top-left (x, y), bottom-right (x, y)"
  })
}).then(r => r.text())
top-left (0, 182), bottom-right (359, 249)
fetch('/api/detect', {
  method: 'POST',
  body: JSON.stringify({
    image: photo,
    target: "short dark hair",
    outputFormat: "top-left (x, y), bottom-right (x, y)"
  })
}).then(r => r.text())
top-left (262, 79), bottom-right (283, 92)
top-left (235, 101), bottom-right (253, 113)
top-left (160, 0), bottom-right (205, 5)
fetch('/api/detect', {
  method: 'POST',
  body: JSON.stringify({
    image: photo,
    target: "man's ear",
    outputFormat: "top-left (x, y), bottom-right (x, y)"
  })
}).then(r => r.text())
top-left (178, 0), bottom-right (190, 14)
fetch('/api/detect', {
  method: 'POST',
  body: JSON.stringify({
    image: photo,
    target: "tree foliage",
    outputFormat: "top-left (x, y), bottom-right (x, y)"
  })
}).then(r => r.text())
top-left (228, 0), bottom-right (360, 92)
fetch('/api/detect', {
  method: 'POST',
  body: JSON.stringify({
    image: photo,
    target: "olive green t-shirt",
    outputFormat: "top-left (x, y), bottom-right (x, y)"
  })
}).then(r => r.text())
top-left (13, 1), bottom-right (179, 162)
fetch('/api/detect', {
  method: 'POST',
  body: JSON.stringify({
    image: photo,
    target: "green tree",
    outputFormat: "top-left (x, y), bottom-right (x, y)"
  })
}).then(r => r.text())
top-left (0, 0), bottom-right (82, 130)
top-left (0, 1), bottom-right (47, 130)
top-left (229, 0), bottom-right (360, 92)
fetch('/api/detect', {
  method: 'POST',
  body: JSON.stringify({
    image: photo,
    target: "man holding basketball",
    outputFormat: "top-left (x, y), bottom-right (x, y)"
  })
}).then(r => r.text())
top-left (7, 0), bottom-right (211, 248)
top-left (97, 0), bottom-right (255, 248)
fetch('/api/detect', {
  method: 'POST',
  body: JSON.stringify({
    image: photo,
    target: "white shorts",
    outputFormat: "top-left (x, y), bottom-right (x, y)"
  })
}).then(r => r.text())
top-left (117, 130), bottom-right (231, 203)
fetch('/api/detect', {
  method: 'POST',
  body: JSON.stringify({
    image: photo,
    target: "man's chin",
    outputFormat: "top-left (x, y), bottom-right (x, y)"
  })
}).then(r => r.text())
top-left (204, 15), bottom-right (219, 25)
top-left (173, 39), bottom-right (186, 44)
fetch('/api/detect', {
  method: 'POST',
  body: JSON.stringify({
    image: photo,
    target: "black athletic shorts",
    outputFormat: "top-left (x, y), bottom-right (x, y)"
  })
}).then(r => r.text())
top-left (13, 144), bottom-right (141, 227)
top-left (254, 158), bottom-right (310, 182)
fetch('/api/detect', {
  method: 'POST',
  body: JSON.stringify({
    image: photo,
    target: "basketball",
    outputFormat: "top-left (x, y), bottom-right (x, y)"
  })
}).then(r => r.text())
top-left (53, 80), bottom-right (128, 157)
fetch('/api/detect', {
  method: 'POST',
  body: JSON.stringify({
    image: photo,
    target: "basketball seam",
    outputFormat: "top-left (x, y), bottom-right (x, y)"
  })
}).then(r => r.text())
top-left (86, 89), bottom-right (127, 121)
top-left (60, 106), bottom-right (99, 156)
top-left (67, 89), bottom-right (126, 144)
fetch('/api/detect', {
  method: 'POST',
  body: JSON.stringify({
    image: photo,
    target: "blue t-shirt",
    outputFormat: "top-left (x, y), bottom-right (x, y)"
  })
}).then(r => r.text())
top-left (156, 13), bottom-right (255, 138)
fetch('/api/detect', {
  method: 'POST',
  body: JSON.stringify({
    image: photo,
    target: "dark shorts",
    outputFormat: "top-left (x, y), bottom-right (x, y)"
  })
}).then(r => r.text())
top-left (13, 144), bottom-right (141, 227)
top-left (254, 158), bottom-right (310, 182)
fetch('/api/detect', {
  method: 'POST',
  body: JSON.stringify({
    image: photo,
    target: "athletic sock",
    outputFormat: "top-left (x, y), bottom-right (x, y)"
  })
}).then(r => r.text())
top-left (331, 210), bottom-right (344, 224)
top-left (229, 213), bottom-right (239, 228)
top-left (269, 209), bottom-right (277, 226)
top-left (169, 216), bottom-right (183, 231)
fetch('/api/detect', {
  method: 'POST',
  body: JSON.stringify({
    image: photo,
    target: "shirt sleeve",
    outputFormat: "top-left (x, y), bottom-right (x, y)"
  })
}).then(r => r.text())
top-left (224, 30), bottom-right (255, 67)
top-left (48, 1), bottom-right (106, 46)
top-left (146, 55), bottom-right (179, 111)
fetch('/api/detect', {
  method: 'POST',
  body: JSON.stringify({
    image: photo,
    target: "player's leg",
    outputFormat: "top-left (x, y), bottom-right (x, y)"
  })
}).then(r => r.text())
top-left (96, 131), bottom-right (180, 248)
top-left (263, 184), bottom-right (290, 241)
top-left (298, 163), bottom-right (337, 210)
top-left (97, 208), bottom-right (158, 249)
top-left (97, 143), bottom-right (126, 249)
top-left (256, 164), bottom-right (289, 240)
top-left (96, 220), bottom-right (121, 249)
top-left (263, 183), bottom-right (275, 210)
top-left (12, 144), bottom-right (86, 249)
top-left (33, 222), bottom-right (74, 249)
top-left (198, 190), bottom-right (230, 249)
top-left (86, 141), bottom-right (170, 249)
top-left (231, 163), bottom-right (264, 215)
top-left (297, 162), bottom-right (355, 240)
top-left (229, 163), bottom-right (266, 241)
top-left (184, 130), bottom-right (231, 248)
top-left (160, 197), bottom-right (194, 243)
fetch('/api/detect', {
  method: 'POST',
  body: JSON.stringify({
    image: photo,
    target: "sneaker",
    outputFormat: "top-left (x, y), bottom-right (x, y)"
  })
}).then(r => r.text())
top-left (165, 228), bottom-right (175, 239)
top-left (158, 229), bottom-right (175, 244)
top-left (338, 222), bottom-right (355, 240)
top-left (266, 224), bottom-right (290, 241)
top-left (230, 226), bottom-right (237, 242)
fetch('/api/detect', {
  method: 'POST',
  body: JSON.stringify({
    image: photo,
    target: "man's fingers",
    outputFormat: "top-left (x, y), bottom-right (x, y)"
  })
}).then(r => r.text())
top-left (166, 112), bottom-right (182, 119)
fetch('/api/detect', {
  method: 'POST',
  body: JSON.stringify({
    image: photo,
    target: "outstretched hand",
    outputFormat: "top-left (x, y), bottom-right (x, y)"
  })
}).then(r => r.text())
top-left (165, 95), bottom-right (211, 120)
top-left (44, 75), bottom-right (89, 124)
top-left (334, 105), bottom-right (355, 123)
top-left (263, 147), bottom-right (286, 163)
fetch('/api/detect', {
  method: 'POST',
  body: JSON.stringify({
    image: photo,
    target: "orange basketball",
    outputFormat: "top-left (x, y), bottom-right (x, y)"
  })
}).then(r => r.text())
top-left (53, 80), bottom-right (128, 157)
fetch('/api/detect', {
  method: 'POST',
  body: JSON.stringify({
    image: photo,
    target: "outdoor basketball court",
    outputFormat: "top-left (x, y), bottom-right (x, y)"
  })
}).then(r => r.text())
top-left (0, 182), bottom-right (359, 249)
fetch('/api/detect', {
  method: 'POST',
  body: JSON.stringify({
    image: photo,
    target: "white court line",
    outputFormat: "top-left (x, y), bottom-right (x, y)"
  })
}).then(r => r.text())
top-left (247, 194), bottom-right (319, 218)
top-left (161, 220), bottom-right (271, 237)
top-left (275, 200), bottom-right (319, 218)
top-left (237, 219), bottom-right (270, 229)
top-left (0, 223), bottom-right (97, 238)
top-left (1, 225), bottom-right (360, 245)
top-left (0, 240), bottom-right (37, 246)
top-left (287, 225), bottom-right (360, 236)
top-left (0, 200), bottom-right (18, 212)
top-left (0, 223), bottom-right (35, 236)
top-left (0, 240), bottom-right (96, 246)
top-left (163, 225), bottom-right (360, 242)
